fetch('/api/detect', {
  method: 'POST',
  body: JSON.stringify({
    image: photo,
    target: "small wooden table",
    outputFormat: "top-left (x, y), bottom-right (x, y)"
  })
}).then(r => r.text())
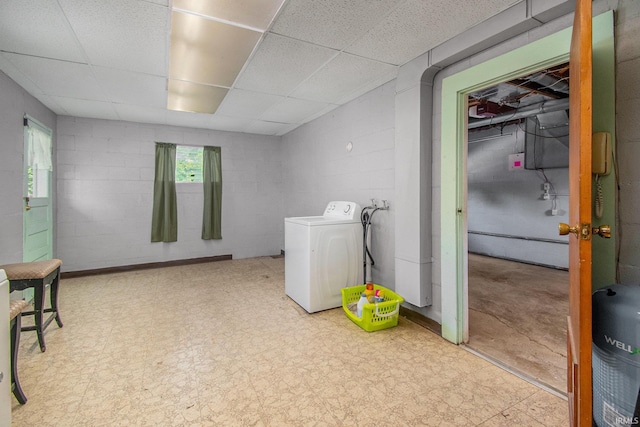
top-left (0, 259), bottom-right (63, 352)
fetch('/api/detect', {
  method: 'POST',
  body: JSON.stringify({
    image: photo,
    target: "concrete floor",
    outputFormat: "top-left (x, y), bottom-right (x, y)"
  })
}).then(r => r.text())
top-left (467, 253), bottom-right (569, 393)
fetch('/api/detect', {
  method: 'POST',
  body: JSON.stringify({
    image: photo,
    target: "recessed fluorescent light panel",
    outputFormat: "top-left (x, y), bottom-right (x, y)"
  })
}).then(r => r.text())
top-left (167, 0), bottom-right (286, 114)
top-left (167, 80), bottom-right (228, 114)
top-left (173, 0), bottom-right (286, 31)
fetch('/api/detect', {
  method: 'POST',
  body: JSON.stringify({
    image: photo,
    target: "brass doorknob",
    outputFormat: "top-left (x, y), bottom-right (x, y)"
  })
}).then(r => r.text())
top-left (593, 225), bottom-right (611, 238)
top-left (558, 223), bottom-right (579, 236)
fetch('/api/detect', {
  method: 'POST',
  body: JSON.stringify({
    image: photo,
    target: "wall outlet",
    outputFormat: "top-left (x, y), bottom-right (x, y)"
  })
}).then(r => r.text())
top-left (542, 183), bottom-right (551, 191)
top-left (542, 192), bottom-right (550, 200)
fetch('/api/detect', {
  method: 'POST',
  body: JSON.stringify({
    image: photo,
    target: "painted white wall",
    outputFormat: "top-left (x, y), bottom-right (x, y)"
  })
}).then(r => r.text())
top-left (281, 81), bottom-right (396, 288)
top-left (56, 117), bottom-right (283, 272)
top-left (0, 71), bottom-right (57, 264)
top-left (467, 124), bottom-right (570, 269)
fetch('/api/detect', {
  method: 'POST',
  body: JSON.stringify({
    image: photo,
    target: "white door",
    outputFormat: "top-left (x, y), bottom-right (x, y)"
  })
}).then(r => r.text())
top-left (22, 116), bottom-right (54, 301)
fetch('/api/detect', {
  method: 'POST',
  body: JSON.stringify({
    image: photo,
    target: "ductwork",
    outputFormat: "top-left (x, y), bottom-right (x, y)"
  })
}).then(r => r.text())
top-left (468, 98), bottom-right (569, 129)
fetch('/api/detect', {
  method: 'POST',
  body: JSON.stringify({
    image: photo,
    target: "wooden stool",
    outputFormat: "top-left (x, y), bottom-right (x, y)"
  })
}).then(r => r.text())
top-left (10, 299), bottom-right (29, 404)
top-left (0, 259), bottom-right (63, 352)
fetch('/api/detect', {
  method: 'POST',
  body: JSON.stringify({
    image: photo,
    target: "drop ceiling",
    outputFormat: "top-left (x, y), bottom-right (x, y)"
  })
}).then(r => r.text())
top-left (0, 0), bottom-right (521, 136)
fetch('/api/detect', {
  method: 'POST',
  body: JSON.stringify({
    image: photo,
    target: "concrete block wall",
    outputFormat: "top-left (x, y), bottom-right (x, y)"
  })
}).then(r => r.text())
top-left (281, 80), bottom-right (396, 288)
top-left (0, 71), bottom-right (57, 264)
top-left (467, 124), bottom-right (569, 268)
top-left (56, 117), bottom-right (283, 272)
top-left (616, 0), bottom-right (640, 283)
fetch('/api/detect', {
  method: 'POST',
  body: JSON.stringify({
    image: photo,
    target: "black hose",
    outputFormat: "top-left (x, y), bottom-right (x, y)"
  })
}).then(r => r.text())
top-left (361, 207), bottom-right (379, 283)
top-left (361, 210), bottom-right (369, 283)
top-left (366, 245), bottom-right (375, 266)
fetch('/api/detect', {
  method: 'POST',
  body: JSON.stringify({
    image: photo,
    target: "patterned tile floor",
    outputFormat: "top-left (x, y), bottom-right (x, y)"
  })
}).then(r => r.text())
top-left (10, 257), bottom-right (568, 426)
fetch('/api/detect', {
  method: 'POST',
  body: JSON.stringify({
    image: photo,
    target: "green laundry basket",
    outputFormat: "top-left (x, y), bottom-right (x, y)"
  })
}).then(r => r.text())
top-left (341, 284), bottom-right (404, 332)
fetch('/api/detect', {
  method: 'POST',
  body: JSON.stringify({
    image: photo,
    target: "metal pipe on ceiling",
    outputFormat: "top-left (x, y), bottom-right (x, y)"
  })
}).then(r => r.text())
top-left (467, 98), bottom-right (569, 130)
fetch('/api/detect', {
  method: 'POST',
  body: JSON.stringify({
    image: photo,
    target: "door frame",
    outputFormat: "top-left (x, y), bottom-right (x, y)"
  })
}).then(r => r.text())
top-left (439, 11), bottom-right (614, 345)
top-left (440, 27), bottom-right (572, 344)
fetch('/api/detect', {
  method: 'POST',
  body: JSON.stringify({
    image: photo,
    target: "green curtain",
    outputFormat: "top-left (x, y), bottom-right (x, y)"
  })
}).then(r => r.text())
top-left (151, 143), bottom-right (178, 242)
top-left (202, 146), bottom-right (222, 240)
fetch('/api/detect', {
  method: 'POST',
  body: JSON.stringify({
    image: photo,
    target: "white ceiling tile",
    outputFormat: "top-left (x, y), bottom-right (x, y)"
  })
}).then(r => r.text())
top-left (173, 0), bottom-right (286, 31)
top-left (113, 104), bottom-right (168, 126)
top-left (209, 115), bottom-right (251, 133)
top-left (59, 0), bottom-right (170, 75)
top-left (346, 0), bottom-right (519, 65)
top-left (52, 97), bottom-right (120, 120)
top-left (245, 120), bottom-right (290, 135)
top-left (298, 103), bottom-right (340, 125)
top-left (34, 95), bottom-right (69, 116)
top-left (216, 89), bottom-right (286, 119)
top-left (270, 0), bottom-right (404, 50)
top-left (3, 53), bottom-right (108, 100)
top-left (334, 67), bottom-right (398, 105)
top-left (275, 123), bottom-right (303, 136)
top-left (261, 97), bottom-right (333, 124)
top-left (165, 110), bottom-right (219, 129)
top-left (92, 66), bottom-right (167, 108)
top-left (234, 33), bottom-right (338, 96)
top-left (0, 53), bottom-right (46, 97)
top-left (0, 0), bottom-right (86, 63)
top-left (290, 53), bottom-right (397, 104)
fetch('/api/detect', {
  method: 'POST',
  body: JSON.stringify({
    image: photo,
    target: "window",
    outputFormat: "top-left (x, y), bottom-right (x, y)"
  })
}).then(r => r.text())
top-left (175, 145), bottom-right (203, 182)
top-left (25, 120), bottom-right (53, 198)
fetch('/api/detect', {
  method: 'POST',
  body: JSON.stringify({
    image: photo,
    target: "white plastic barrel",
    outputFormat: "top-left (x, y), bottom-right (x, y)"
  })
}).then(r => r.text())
top-left (593, 284), bottom-right (640, 427)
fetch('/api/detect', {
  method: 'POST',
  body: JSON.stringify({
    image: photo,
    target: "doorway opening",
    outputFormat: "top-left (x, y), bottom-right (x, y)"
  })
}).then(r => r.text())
top-left (464, 63), bottom-right (570, 393)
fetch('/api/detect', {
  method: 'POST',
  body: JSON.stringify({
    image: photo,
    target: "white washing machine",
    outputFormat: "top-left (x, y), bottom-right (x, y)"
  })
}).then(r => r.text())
top-left (285, 201), bottom-right (363, 313)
